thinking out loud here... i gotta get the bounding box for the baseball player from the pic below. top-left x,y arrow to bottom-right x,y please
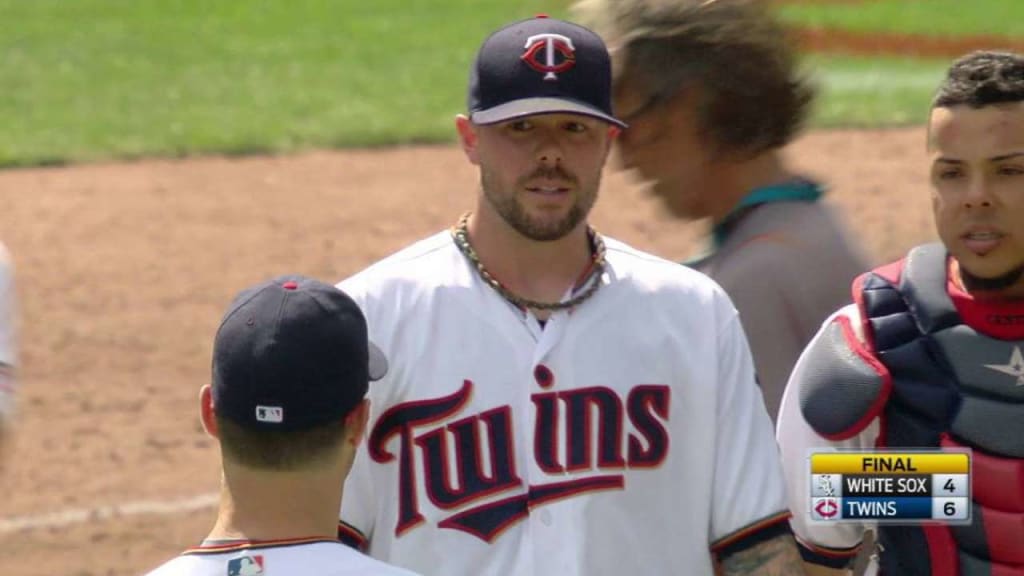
573,0 -> 870,423
0,242 -> 17,444
777,51 -> 1024,575
145,276 -> 422,576
335,15 -> 803,576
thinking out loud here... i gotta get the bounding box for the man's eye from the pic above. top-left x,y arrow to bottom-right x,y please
509,120 -> 532,132
996,165 -> 1024,176
565,122 -> 587,133
936,168 -> 962,180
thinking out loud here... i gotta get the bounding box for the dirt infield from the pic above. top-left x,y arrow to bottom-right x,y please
0,126 -> 935,575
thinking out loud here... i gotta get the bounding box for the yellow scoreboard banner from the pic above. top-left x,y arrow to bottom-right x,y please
811,453 -> 969,474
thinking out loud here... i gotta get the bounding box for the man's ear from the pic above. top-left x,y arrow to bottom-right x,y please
199,385 -> 219,439
344,399 -> 371,446
455,114 -> 481,165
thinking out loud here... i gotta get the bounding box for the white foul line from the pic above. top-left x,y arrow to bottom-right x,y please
0,492 -> 219,534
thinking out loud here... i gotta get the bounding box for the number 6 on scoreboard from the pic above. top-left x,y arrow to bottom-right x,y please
932,497 -> 968,521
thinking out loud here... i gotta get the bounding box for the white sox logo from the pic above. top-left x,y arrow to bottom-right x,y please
368,368 -> 670,543
521,33 -> 576,80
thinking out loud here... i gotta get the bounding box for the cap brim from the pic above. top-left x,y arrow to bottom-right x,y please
368,341 -> 388,381
471,97 -> 627,128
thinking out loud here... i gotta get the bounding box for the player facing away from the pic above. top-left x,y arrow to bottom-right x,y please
145,276 -> 422,576
572,0 -> 870,423
0,241 -> 17,458
776,51 -> 1024,575
335,15 -> 804,576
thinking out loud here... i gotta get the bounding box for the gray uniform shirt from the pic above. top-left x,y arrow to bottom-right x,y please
692,201 -> 870,422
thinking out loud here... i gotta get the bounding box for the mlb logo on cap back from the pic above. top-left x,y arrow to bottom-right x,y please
255,405 -> 283,424
467,15 -> 626,128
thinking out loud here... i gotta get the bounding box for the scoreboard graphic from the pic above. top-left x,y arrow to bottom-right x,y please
809,451 -> 972,524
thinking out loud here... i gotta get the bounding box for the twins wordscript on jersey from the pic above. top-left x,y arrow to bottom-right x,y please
368,370 -> 671,543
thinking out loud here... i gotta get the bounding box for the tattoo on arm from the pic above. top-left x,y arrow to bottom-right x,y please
720,534 -> 806,576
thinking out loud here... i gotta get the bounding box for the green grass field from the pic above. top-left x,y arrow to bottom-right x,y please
0,1 -> 1010,166
0,0 -> 563,167
807,56 -> 949,128
776,0 -> 1024,38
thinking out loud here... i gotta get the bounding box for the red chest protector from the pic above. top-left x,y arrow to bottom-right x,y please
854,244 -> 1024,575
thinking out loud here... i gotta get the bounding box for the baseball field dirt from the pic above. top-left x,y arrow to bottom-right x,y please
0,125 -> 934,575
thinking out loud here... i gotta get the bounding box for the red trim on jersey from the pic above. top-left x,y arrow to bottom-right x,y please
813,315 -> 893,442
709,511 -> 791,553
947,260 -> 1024,340
183,536 -> 337,555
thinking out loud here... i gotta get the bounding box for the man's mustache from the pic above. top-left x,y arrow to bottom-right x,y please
523,165 -> 578,184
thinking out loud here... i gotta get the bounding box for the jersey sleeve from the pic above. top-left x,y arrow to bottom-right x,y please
776,304 -> 879,568
708,307 -> 793,556
0,245 -> 17,423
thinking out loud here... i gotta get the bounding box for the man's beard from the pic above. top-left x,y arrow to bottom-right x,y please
960,263 -> 1024,292
481,165 -> 598,242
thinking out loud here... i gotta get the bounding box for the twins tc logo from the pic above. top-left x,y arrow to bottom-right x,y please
521,33 -> 576,80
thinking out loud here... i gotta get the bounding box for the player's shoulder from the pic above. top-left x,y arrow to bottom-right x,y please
603,236 -> 735,314
604,236 -> 725,294
785,302 -> 887,440
323,544 -> 424,576
339,231 -> 461,294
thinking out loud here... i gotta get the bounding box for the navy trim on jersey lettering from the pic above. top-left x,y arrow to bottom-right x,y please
415,406 -> 522,510
562,386 -> 626,471
436,475 -> 625,542
626,385 -> 671,466
368,379 -> 671,544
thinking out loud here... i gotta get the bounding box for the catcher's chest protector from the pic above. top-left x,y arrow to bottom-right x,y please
860,243 -> 1024,576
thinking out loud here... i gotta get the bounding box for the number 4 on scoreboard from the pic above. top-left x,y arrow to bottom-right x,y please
945,478 -> 956,493
931,474 -> 968,498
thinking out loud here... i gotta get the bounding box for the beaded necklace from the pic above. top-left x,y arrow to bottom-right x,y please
450,212 -> 606,312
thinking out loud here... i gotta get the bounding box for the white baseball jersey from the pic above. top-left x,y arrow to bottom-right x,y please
144,538 -> 424,576
0,242 -> 16,422
337,231 -> 790,576
776,304 -> 878,565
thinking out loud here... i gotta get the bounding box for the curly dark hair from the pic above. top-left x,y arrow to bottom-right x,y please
573,0 -> 815,157
933,51 -> 1024,108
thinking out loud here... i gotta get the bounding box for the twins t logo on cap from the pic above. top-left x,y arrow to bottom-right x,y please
521,33 -> 575,81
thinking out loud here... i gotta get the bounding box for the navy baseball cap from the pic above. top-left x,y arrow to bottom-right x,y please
468,15 -> 626,128
211,275 -> 387,432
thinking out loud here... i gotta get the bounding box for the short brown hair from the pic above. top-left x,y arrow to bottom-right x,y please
933,51 -> 1024,109
574,0 -> 814,157
216,414 -> 346,471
